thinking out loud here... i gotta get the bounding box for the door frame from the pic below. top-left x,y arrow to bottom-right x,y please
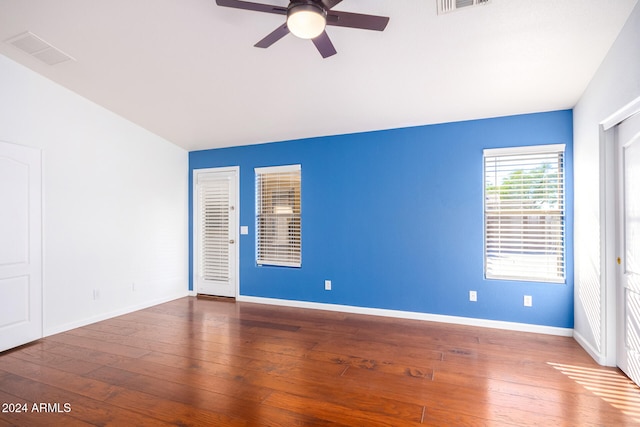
192,166 -> 240,297
601,97 -> 640,366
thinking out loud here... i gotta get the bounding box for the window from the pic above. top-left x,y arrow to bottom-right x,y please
255,165 -> 301,267
484,144 -> 565,283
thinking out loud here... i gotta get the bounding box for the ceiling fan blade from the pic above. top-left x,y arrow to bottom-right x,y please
312,31 -> 337,58
327,10 -> 389,31
216,0 -> 287,15
255,23 -> 290,48
320,0 -> 343,10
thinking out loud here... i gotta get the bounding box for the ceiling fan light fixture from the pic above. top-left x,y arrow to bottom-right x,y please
287,2 -> 326,39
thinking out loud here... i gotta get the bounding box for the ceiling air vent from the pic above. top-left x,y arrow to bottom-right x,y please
4,31 -> 75,65
437,0 -> 490,15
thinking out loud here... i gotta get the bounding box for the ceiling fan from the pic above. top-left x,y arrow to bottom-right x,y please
215,0 -> 390,58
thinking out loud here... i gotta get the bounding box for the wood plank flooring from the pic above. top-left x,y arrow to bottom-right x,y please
1,297 -> 640,426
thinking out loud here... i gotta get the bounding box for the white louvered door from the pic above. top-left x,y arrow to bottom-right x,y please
617,112 -> 640,386
194,168 -> 238,297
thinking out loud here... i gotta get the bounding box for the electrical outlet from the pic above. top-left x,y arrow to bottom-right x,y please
324,280 -> 331,291
132,282 -> 136,292
524,295 -> 533,307
93,289 -> 100,300
469,290 -> 477,302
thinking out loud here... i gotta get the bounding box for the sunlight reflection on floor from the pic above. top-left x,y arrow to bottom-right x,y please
548,362 -> 640,421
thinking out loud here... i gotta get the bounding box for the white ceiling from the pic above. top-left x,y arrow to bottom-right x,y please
0,0 -> 637,151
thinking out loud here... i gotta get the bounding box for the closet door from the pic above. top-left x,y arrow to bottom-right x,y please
617,112 -> 640,385
0,141 -> 42,352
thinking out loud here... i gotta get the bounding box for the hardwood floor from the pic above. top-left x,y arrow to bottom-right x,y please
1,297 -> 639,426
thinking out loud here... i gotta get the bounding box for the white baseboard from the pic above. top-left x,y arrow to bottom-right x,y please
236,296 -> 574,337
43,290 -> 190,337
45,290 -> 573,339
573,329 -> 610,366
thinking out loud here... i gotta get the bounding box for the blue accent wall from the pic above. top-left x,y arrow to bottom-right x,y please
189,110 -> 574,328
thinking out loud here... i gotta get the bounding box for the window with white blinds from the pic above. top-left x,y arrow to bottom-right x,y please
255,165 -> 301,267
484,144 -> 566,283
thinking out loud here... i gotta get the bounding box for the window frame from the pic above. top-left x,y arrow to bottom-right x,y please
483,144 -> 566,284
255,164 -> 302,268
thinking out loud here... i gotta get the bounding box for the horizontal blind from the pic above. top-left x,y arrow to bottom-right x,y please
255,165 -> 301,267
199,178 -> 230,281
484,145 -> 565,283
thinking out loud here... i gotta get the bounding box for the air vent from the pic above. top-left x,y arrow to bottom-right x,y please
437,0 -> 490,15
4,31 -> 75,65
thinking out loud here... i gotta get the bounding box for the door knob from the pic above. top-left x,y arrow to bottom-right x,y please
229,239 -> 235,244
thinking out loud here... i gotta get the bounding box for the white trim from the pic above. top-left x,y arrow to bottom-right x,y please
485,274 -> 565,284
44,290 -> 189,337
601,96 -> 640,131
255,164 -> 300,174
574,329 -> 609,366
236,296 -> 574,337
483,143 -> 566,157
39,145 -> 45,341
192,166 -> 240,298
601,125 -> 618,366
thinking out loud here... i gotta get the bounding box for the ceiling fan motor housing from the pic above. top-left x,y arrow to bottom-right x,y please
287,1 -> 328,39
287,0 -> 327,15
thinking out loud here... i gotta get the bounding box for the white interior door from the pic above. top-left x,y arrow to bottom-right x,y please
0,141 -> 42,352
617,112 -> 640,385
194,167 -> 238,297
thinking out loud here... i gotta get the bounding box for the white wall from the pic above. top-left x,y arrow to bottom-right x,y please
573,2 -> 640,364
0,54 -> 189,335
